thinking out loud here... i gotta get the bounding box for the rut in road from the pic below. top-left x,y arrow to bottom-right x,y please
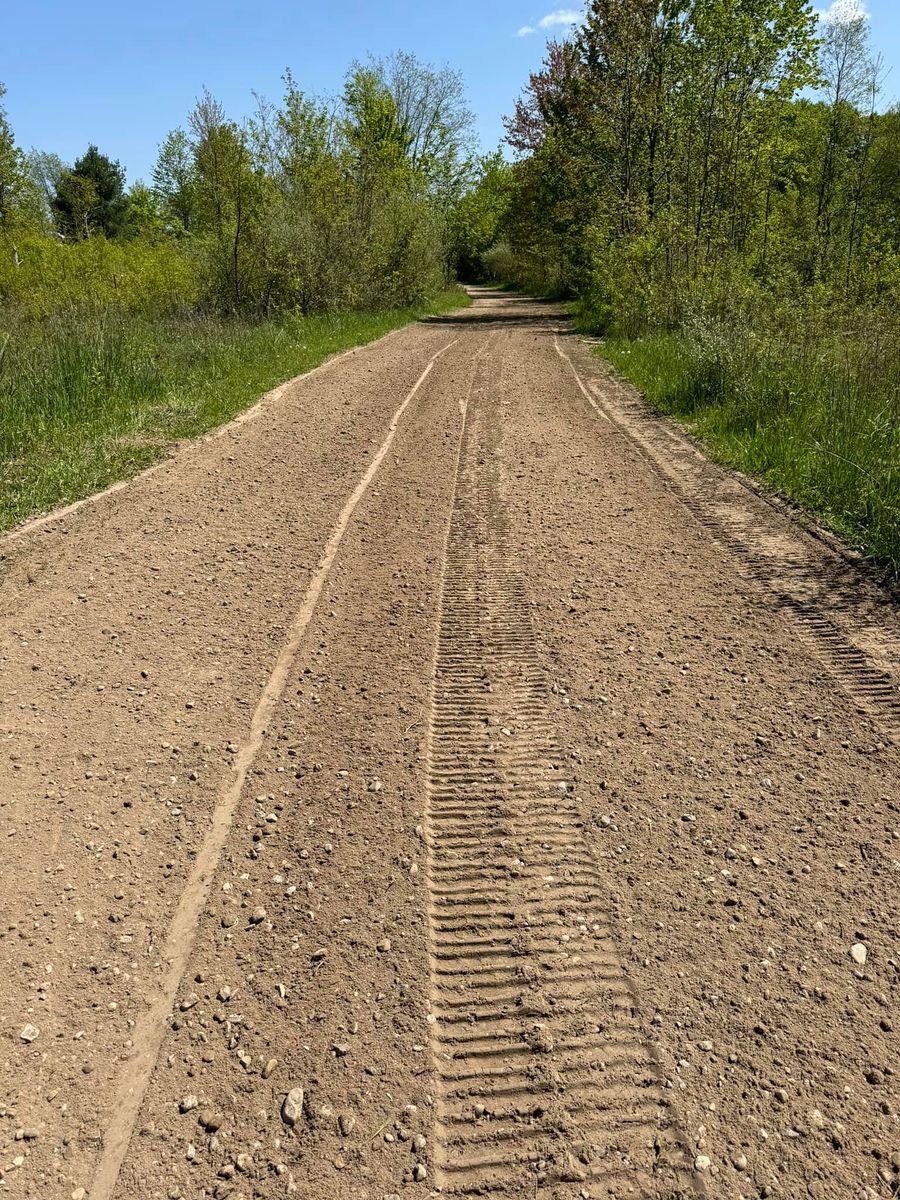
552,334 -> 900,737
423,338 -> 699,1198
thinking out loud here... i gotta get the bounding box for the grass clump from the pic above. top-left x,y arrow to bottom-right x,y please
588,305 -> 900,573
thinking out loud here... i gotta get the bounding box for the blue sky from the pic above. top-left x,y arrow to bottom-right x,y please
3,1 -> 900,184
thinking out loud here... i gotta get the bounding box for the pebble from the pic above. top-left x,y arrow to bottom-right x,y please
282,1087 -> 304,1127
376,938 -> 392,952
732,1154 -> 747,1171
263,1058 -> 278,1079
250,906 -> 267,925
694,1154 -> 712,1172
412,1163 -> 427,1182
72,1190 -> 86,1200
850,943 -> 868,966
19,1024 -> 40,1043
179,1095 -> 199,1113
412,1133 -> 427,1152
338,1113 -> 356,1137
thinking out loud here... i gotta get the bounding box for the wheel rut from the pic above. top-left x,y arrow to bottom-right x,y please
553,334 -> 900,738
423,339 -> 699,1199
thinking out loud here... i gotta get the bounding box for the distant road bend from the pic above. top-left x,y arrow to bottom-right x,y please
0,289 -> 898,1200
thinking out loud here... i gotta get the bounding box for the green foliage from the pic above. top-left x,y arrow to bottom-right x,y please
602,309 -> 900,570
0,54 -> 475,529
151,129 -> 197,232
451,153 -> 514,280
0,231 -> 199,319
0,82 -> 41,228
482,1 -> 900,568
52,144 -> 127,239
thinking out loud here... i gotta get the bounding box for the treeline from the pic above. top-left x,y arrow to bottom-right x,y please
468,0 -> 899,326
0,53 -> 474,318
462,0 -> 899,569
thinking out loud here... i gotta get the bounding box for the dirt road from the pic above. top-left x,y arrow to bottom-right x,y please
1,290 -> 898,1200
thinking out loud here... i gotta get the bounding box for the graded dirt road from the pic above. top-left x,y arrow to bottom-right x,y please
1,291 -> 898,1200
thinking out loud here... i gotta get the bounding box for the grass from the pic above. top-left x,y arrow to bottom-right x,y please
0,287 -> 469,533
578,313 -> 900,575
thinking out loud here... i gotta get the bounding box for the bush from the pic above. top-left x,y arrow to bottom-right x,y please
0,232 -> 199,320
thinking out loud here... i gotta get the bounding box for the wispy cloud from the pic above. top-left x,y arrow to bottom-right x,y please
516,8 -> 583,37
814,0 -> 869,22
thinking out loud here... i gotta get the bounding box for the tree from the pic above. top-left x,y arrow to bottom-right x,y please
451,152 -> 514,279
26,149 -> 66,223
51,172 -> 98,240
0,82 -> 34,226
377,52 -> 475,191
52,144 -> 127,238
813,2 -> 875,277
152,130 -> 197,232
189,90 -> 267,310
121,181 -> 168,240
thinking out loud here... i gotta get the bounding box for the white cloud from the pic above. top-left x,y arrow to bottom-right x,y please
539,7 -> 582,28
516,7 -> 583,36
815,0 -> 869,22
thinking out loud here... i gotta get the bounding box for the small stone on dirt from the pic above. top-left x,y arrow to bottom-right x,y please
282,1087 -> 304,1127
850,942 -> 868,966
19,1024 -> 39,1043
179,1095 -> 199,1113
412,1163 -> 427,1182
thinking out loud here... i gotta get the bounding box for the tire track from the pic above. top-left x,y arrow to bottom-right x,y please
88,337 -> 457,1200
553,334 -> 900,738
423,337 -> 698,1198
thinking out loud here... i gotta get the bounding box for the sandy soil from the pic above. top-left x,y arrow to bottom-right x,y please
0,291 -> 897,1200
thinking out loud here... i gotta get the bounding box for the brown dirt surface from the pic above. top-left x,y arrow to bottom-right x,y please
0,290 -> 897,1200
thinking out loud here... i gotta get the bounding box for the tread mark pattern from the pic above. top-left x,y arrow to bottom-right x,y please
423,343 -> 698,1199
561,336 -> 900,737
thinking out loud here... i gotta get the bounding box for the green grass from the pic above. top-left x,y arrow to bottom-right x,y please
0,287 -> 469,532
590,320 -> 900,574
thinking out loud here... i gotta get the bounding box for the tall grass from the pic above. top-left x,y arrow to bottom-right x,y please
589,309 -> 900,573
0,289 -> 469,532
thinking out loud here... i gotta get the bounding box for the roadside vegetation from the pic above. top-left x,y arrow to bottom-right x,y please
462,1 -> 900,573
0,59 -> 472,530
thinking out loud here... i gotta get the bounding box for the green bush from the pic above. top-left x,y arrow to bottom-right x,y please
0,232 -> 199,319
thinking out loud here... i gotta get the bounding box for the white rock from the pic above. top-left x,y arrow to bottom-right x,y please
850,943 -> 867,966
282,1087 -> 304,1127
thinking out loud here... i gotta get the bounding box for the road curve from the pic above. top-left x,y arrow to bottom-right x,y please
0,290 -> 898,1200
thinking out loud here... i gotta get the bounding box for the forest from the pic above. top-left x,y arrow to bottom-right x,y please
1,4 -> 899,569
